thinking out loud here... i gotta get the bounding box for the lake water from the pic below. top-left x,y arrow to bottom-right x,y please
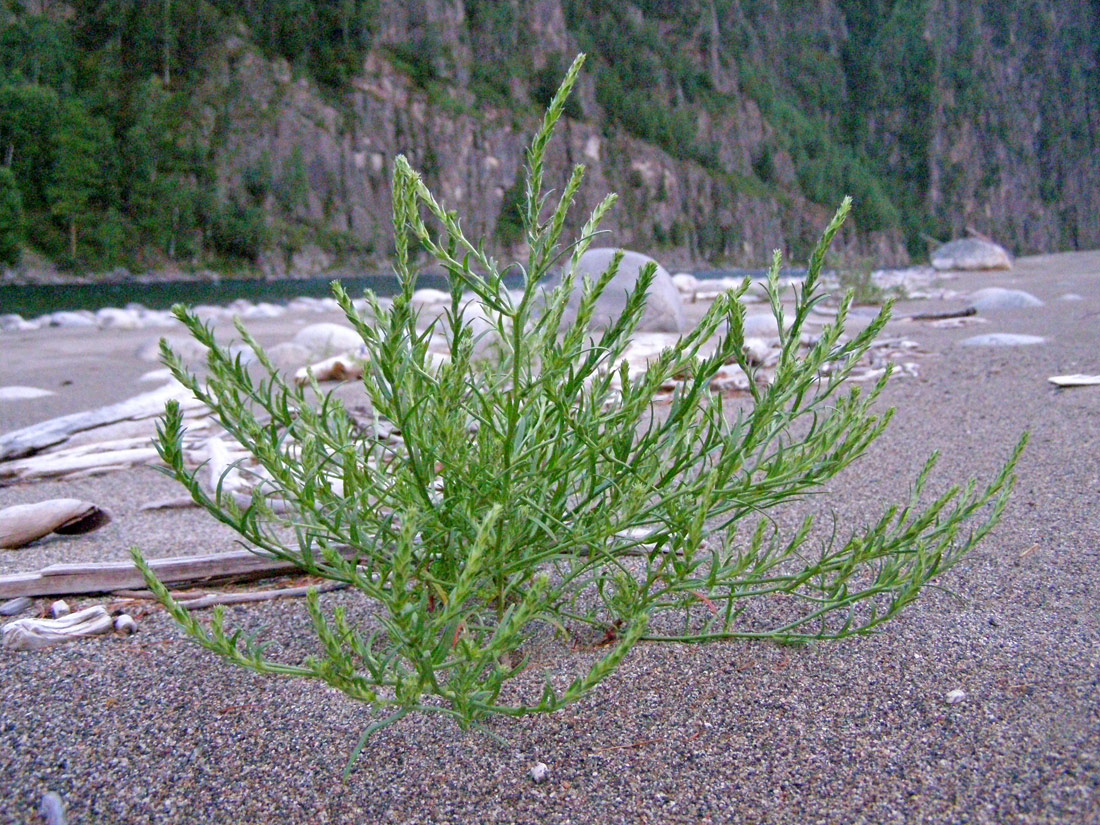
0,268 -> 799,319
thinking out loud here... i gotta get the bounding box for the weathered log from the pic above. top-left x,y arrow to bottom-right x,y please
0,596 -> 33,616
0,548 -> 355,598
0,499 -> 113,549
906,306 -> 978,321
0,447 -> 162,484
176,581 -> 347,610
1048,374 -> 1100,387
1,605 -> 114,650
139,495 -> 199,511
0,382 -> 204,461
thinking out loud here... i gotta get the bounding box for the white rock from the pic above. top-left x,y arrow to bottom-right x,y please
410,288 -> 451,310
969,288 -> 1044,311
529,762 -> 549,783
945,689 -> 966,705
671,273 -> 699,295
0,313 -> 39,332
0,385 -> 55,400
240,302 -> 285,319
137,335 -> 210,363
114,614 -> 137,635
741,313 -> 784,339
931,238 -> 1012,271
50,600 -> 70,618
39,791 -> 66,825
552,248 -> 687,334
137,310 -> 177,328
192,304 -> 227,323
96,307 -> 144,329
1058,293 -> 1084,302
265,342 -> 314,371
47,311 -> 97,328
293,323 -> 362,356
139,368 -> 174,383
287,297 -> 327,313
960,333 -> 1045,347
742,337 -> 775,366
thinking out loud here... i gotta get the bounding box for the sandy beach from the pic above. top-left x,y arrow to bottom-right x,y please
1,252 -> 1098,824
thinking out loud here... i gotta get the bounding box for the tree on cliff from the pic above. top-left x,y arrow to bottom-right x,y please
0,166 -> 23,266
48,102 -> 111,260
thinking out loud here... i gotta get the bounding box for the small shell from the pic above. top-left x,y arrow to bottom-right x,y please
529,762 -> 549,784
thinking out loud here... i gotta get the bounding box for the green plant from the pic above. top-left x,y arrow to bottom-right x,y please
134,54 -> 1026,775
832,254 -> 886,305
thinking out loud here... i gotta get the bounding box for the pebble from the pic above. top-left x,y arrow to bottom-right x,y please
945,689 -> 967,705
50,600 -> 71,618
39,791 -> 67,825
114,614 -> 138,635
530,762 -> 550,783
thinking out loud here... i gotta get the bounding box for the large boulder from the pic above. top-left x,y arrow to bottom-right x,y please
969,287 -> 1044,312
550,248 -> 687,334
292,323 -> 363,356
931,238 -> 1012,271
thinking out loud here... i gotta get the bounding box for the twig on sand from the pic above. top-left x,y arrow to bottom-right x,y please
906,306 -> 977,321
173,581 -> 347,610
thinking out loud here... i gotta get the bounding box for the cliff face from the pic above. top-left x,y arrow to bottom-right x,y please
924,1 -> 1100,252
6,0 -> 1096,278
197,0 -> 1098,276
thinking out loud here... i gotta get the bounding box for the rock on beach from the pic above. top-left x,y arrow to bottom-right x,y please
931,238 -> 1012,271
553,248 -> 687,334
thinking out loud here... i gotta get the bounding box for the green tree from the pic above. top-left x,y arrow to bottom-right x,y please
0,83 -> 62,210
49,101 -> 111,260
0,166 -> 23,266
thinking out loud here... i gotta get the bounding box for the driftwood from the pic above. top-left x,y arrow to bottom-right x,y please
175,581 -> 347,610
0,446 -> 161,484
0,499 -> 113,549
906,306 -> 977,321
139,495 -> 199,511
0,548 -> 355,599
1,605 -> 114,650
0,382 -> 204,461
0,596 -> 33,616
1048,374 -> 1100,387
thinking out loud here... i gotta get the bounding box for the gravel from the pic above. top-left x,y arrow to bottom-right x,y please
1,251 -> 1099,823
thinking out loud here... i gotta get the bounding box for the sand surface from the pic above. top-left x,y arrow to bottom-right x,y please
1,252 -> 1098,823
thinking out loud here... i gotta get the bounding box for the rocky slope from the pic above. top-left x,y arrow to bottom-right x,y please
2,0 -> 1098,278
